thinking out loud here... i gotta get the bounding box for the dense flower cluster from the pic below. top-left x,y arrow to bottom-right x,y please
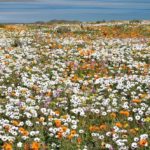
0,24 -> 150,150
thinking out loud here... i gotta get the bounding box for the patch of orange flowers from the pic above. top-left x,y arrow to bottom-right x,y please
119,110 -> 130,117
19,127 -> 29,136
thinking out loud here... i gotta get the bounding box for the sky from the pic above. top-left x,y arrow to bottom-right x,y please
0,0 -> 150,23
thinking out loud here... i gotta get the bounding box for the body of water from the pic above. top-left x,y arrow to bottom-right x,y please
0,0 -> 150,23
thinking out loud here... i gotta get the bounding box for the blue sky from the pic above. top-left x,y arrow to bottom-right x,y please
0,0 -> 150,23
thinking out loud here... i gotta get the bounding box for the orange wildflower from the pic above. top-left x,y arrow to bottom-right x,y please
71,75 -> 79,82
4,61 -> 9,65
67,134 -> 73,140
115,122 -> 123,128
129,129 -> 137,135
140,93 -> 147,98
79,51 -> 85,56
110,112 -> 117,119
94,74 -> 99,79
55,119 -> 61,127
5,54 -> 11,59
77,137 -> 82,144
132,99 -> 142,103
45,91 -> 52,97
61,126 -> 68,132
139,139 -> 148,147
71,130 -> 76,135
3,143 -> 13,150
19,127 -> 24,132
61,115 -> 68,119
55,110 -> 60,115
39,117 -> 45,122
24,143 -> 30,150
77,47 -> 82,51
81,85 -> 86,91
99,124 -> 107,130
4,125 -> 10,132
57,131 -> 63,139
21,89 -> 27,94
12,120 -> 19,126
22,130 -> 29,136
31,142 -> 40,150
58,44 -> 62,49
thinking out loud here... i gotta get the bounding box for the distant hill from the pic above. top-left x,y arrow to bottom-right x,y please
35,20 -> 81,24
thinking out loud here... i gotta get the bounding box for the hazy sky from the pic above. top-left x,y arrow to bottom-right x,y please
0,0 -> 150,23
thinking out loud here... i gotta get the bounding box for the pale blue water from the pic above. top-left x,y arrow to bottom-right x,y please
0,0 -> 150,23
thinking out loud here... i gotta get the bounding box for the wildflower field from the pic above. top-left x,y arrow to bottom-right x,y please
0,22 -> 150,150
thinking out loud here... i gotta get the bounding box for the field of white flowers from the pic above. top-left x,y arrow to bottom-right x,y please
0,23 -> 150,150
